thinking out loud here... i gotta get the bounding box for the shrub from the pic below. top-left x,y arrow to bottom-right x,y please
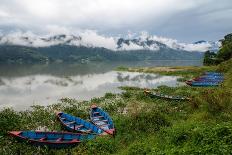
0,108 -> 22,136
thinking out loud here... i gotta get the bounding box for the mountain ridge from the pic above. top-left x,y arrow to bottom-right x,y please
0,44 -> 204,64
0,33 -> 213,64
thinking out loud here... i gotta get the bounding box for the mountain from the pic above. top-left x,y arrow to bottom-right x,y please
0,33 -> 212,64
0,44 -> 204,64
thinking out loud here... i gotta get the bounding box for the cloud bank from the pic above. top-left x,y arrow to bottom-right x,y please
0,30 -> 220,52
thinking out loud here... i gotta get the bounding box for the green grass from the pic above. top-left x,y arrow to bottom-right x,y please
1,60 -> 232,154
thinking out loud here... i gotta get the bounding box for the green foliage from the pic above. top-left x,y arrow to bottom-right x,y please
84,136 -> 118,155
0,44 -> 203,64
151,122 -> 232,155
217,42 -> 232,61
203,50 -> 221,65
203,33 -> 232,65
127,141 -> 152,155
217,33 -> 232,61
217,58 -> 232,72
0,109 -> 22,136
202,88 -> 232,113
0,45 -> 48,64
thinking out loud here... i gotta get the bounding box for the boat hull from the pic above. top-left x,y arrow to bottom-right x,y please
90,105 -> 115,135
56,112 -> 103,134
144,90 -> 189,101
9,131 -> 95,148
186,81 -> 219,87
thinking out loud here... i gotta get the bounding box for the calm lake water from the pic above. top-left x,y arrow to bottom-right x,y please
0,60 -> 202,110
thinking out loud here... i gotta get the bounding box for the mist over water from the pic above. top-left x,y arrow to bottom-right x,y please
0,60 -> 202,110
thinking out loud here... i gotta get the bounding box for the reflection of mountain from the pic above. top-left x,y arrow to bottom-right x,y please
43,78 -> 83,87
44,79 -> 69,87
117,72 -> 160,82
0,79 -> 5,85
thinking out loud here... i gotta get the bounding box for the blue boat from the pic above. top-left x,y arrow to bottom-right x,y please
193,78 -> 223,82
186,71 -> 224,87
56,112 -> 103,134
90,105 -> 115,135
8,131 -> 95,148
204,74 -> 222,76
204,72 -> 223,75
186,80 -> 220,87
200,76 -> 224,79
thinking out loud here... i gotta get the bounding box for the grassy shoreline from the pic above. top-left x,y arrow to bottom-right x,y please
117,65 -> 218,82
1,60 -> 232,154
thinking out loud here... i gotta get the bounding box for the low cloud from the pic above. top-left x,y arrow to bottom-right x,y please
0,30 -> 219,52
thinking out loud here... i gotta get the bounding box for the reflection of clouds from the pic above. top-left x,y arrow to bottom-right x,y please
0,71 -> 178,110
117,72 -> 162,82
24,77 -> 35,85
0,79 -> 5,86
44,79 -> 69,87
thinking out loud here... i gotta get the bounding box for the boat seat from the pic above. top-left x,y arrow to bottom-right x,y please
66,121 -> 76,125
100,124 -> 109,127
95,119 -> 108,123
86,129 -> 92,132
39,137 -> 46,141
74,125 -> 84,129
95,116 -> 104,118
56,138 -> 62,142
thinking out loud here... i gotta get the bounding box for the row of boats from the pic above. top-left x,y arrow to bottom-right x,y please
9,105 -> 115,148
144,72 -> 223,101
186,72 -> 224,87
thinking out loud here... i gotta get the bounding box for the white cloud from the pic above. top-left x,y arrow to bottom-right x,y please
180,43 -> 212,52
0,10 -> 10,17
0,30 -> 218,52
79,30 -> 117,50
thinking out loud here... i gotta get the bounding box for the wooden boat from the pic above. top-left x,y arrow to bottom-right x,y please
193,77 -> 223,82
199,76 -> 224,79
144,90 -> 190,101
203,72 -> 223,75
90,105 -> 115,135
186,80 -> 219,87
56,112 -> 103,134
186,71 -> 224,87
8,131 -> 95,148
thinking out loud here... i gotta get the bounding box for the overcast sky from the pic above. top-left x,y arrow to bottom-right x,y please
0,0 -> 231,42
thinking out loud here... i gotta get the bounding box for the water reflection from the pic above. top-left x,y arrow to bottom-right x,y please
0,60 -> 202,110
0,71 -> 178,110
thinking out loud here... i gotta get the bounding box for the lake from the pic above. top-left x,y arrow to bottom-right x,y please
0,60 -> 202,110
